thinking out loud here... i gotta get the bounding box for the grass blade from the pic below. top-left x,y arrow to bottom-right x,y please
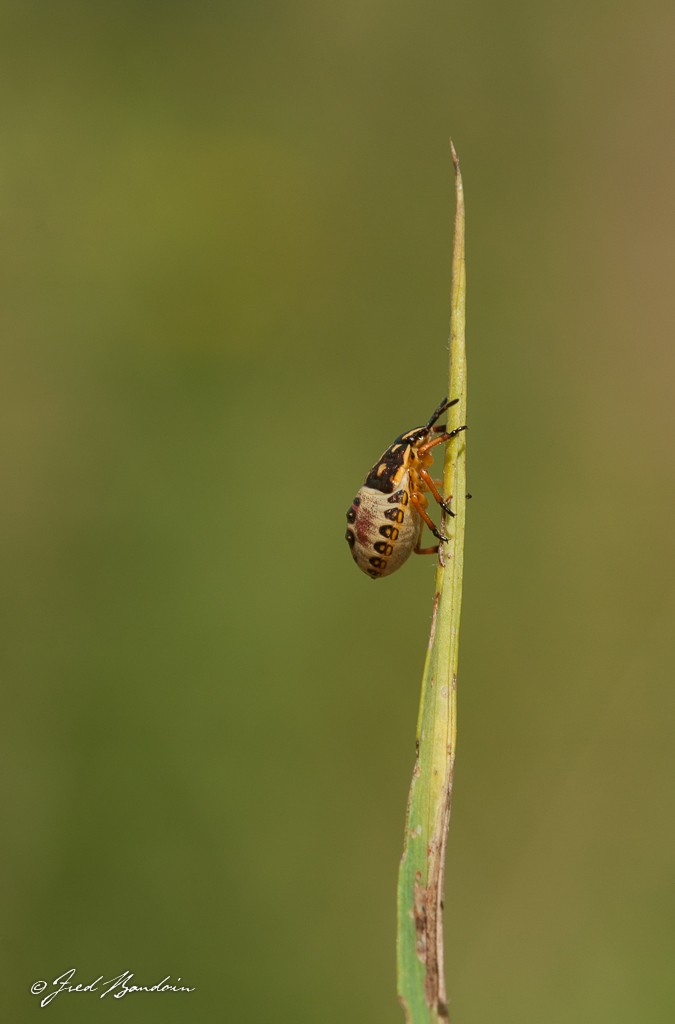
396,142 -> 467,1024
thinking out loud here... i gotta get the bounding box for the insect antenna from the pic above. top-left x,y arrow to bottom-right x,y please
426,396 -> 459,429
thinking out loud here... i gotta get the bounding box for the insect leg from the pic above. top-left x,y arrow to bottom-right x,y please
417,423 -> 467,457
410,491 -> 447,543
418,468 -> 455,517
412,514 -> 439,555
414,542 -> 440,555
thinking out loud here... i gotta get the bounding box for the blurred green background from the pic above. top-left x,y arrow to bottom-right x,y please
2,2 -> 674,1021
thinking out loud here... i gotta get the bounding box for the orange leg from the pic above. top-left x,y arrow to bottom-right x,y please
414,541 -> 440,555
410,491 -> 447,544
417,424 -> 466,457
418,468 -> 455,518
413,516 -> 438,555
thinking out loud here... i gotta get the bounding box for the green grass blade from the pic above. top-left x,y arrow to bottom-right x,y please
396,142 -> 467,1024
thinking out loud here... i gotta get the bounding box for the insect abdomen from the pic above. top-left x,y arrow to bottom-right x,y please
345,482 -> 418,579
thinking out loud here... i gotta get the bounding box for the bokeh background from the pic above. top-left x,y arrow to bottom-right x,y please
2,2 -> 674,1022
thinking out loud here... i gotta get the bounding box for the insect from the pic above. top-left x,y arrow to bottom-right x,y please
345,397 -> 467,579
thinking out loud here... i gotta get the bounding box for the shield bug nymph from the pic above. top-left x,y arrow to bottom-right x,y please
345,397 -> 466,579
